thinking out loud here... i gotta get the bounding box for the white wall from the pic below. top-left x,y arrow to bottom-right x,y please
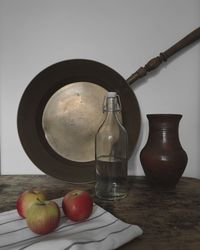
1,0 -> 200,178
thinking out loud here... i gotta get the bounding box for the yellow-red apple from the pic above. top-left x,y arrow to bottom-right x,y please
16,190 -> 46,218
26,199 -> 60,235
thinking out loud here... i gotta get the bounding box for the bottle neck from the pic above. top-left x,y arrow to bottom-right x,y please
104,110 -> 119,124
103,97 -> 121,126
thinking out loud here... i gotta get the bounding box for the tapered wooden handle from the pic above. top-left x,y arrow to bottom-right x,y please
127,27 -> 200,85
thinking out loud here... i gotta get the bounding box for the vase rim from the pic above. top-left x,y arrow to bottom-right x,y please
147,114 -> 182,118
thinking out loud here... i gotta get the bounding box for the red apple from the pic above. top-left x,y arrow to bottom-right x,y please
26,200 -> 60,235
62,190 -> 93,221
16,190 -> 46,218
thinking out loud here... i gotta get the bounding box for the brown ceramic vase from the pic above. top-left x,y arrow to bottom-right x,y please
140,114 -> 188,187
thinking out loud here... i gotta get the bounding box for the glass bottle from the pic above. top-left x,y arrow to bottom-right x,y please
95,92 -> 128,200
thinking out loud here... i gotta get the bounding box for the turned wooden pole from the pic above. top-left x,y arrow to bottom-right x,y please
127,27 -> 200,85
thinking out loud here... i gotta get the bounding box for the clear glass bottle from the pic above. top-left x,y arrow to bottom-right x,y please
95,92 -> 128,200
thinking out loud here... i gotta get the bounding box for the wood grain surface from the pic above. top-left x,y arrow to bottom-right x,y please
0,175 -> 199,250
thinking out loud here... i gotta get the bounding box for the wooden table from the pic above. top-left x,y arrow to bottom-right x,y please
0,175 -> 200,250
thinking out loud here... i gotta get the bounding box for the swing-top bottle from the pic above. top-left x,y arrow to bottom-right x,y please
95,92 -> 128,200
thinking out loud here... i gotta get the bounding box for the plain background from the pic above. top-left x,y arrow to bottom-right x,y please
0,0 -> 200,178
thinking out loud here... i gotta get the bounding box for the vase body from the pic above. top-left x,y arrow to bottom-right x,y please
140,114 -> 188,187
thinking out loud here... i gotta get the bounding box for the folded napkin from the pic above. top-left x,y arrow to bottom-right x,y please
0,198 -> 143,250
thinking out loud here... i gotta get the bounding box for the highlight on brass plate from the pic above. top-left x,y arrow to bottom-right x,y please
42,82 -> 108,162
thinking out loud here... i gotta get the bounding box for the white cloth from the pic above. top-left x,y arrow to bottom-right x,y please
0,198 -> 143,250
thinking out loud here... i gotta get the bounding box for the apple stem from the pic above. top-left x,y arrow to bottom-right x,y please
36,198 -> 45,205
73,191 -> 81,196
36,198 -> 50,206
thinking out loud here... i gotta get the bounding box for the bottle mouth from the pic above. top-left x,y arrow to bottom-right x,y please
103,92 -> 121,112
107,92 -> 117,98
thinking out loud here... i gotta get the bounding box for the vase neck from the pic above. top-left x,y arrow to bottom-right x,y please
147,114 -> 182,130
147,114 -> 182,146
